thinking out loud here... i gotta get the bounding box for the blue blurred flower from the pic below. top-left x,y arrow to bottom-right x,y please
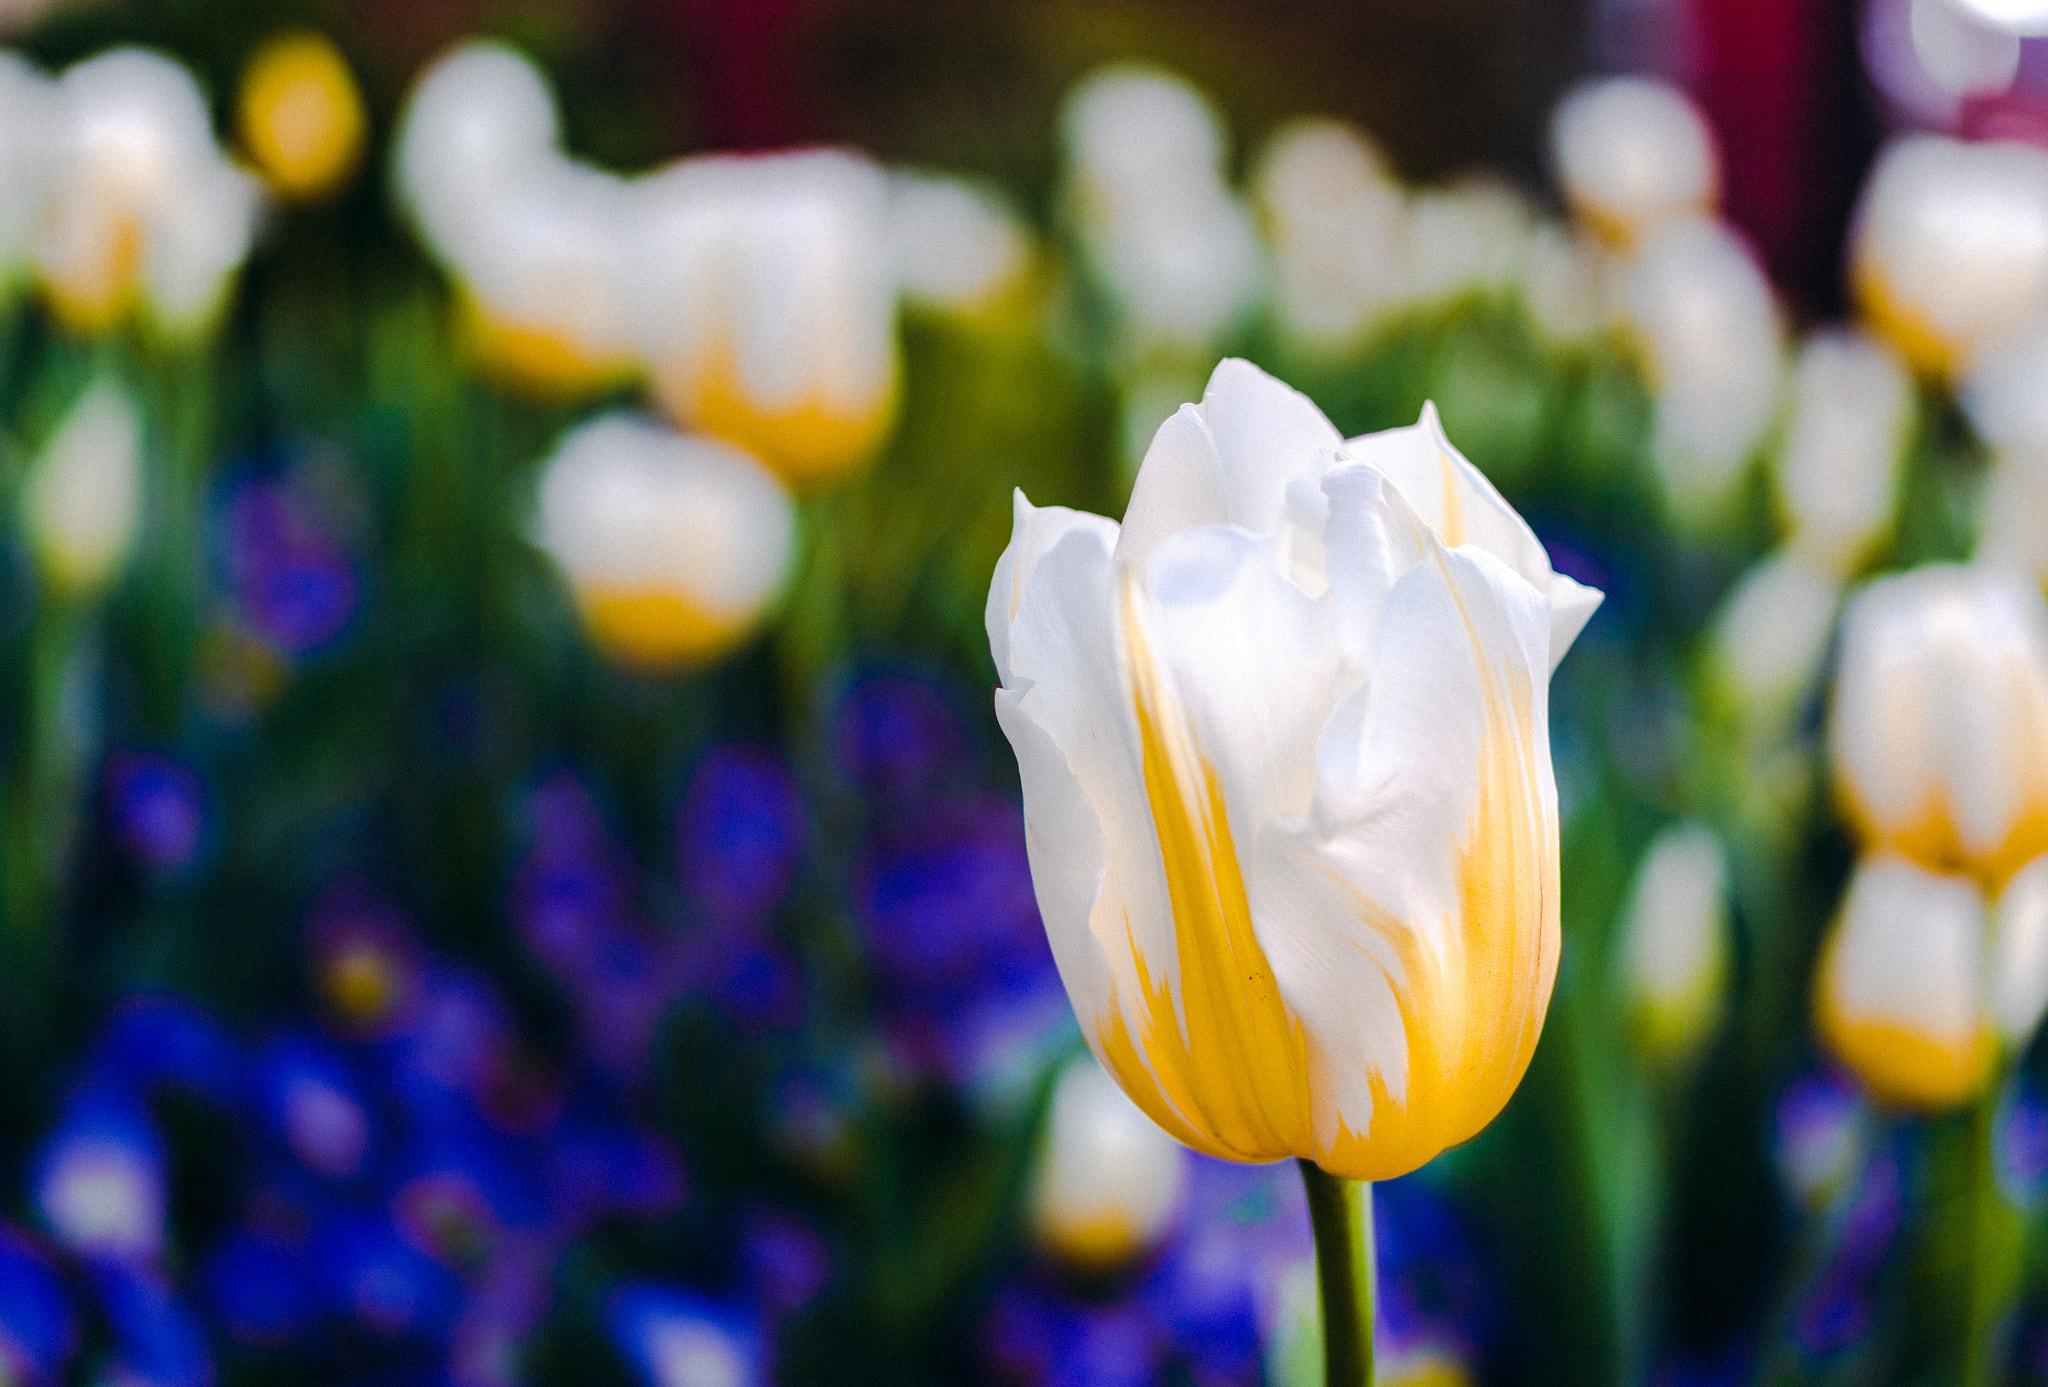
256,1031 -> 376,1181
546,1101 -> 687,1228
607,1283 -> 766,1387
1796,1140 -> 1906,1359
102,750 -> 207,878
216,463 -> 360,658
676,746 -> 805,927
312,1203 -> 466,1344
739,1207 -> 830,1320
1774,1066 -> 1866,1208
1999,1074 -> 2048,1210
983,1274 -> 1163,1387
830,669 -> 972,802
91,1262 -> 215,1387
34,1083 -> 167,1265
0,1228 -> 76,1386
85,994 -> 245,1106
202,1227 -> 318,1347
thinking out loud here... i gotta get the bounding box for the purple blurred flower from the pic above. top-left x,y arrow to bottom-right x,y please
676,747 -> 805,927
983,1275 -> 1164,1387
256,1032 -> 375,1181
546,1106 -> 687,1228
1999,1076 -> 2048,1210
830,670 -> 971,802
91,1262 -> 214,1387
0,1229 -> 76,1387
607,1284 -> 766,1387
313,1204 -> 466,1343
1796,1142 -> 1906,1359
34,1084 -> 167,1266
217,467 -> 359,657
103,751 -> 207,877
740,1207 -> 831,1319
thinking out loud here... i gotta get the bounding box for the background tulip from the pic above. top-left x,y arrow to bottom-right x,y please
1828,563 -> 2048,884
1617,821 -> 1730,1066
22,379 -> 142,599
1774,328 -> 1913,577
989,358 -> 1598,1183
1549,77 -> 1719,247
236,32 -> 365,204
1028,1052 -> 1187,1274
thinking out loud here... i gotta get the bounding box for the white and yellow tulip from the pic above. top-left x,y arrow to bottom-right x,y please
22,378 -> 143,599
1027,1051 -> 1186,1273
1617,821 -> 1730,1066
1550,76 -> 1719,247
534,411 -> 795,672
988,359 -> 1599,1180
1775,327 -> 1913,577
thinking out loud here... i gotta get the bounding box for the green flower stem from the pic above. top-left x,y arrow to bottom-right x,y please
1962,1086 -> 2023,1387
1299,1159 -> 1376,1387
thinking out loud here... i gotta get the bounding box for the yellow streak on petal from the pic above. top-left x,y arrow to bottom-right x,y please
576,585 -> 751,672
238,32 -> 366,203
1836,767 -> 2048,891
1093,576 -> 1317,1165
1436,440 -> 1466,548
461,294 -> 640,403
1853,255 -> 1957,380
650,339 -> 897,493
1815,937 -> 1993,1111
41,217 -> 141,338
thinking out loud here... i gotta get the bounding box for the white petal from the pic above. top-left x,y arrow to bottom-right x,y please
1825,854 -> 1986,1049
987,490 -> 1119,688
1993,854 -> 2048,1048
1114,403 -> 1228,575
1195,358 -> 1342,541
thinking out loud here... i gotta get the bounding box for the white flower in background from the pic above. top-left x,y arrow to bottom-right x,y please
1829,563 -> 2048,884
1027,1051 -> 1186,1273
1851,135 -> 2048,377
1617,821 -> 1730,1065
1944,0 -> 2048,32
1994,855 -> 2048,1046
1252,117 -> 1407,350
1519,222 -> 1614,349
1776,328 -> 1914,576
393,40 -> 562,274
1816,853 -> 1994,1109
458,160 -> 640,398
1864,0 -> 2022,129
629,149 -> 900,489
1620,217 -> 1784,528
1402,177 -> 1534,307
988,359 -> 1598,1180
1550,76 -> 1718,245
1704,548 -> 1844,735
0,54 -> 56,283
886,170 -> 1032,314
534,411 -> 796,671
22,379 -> 143,598
35,47 -> 261,339
1976,454 -> 2048,584
1964,316 -> 2048,457
1059,65 -> 1263,354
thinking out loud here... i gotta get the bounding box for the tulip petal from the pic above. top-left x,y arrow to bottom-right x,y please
1197,358 -> 1342,540
987,491 -> 1119,687
1115,405 -> 1228,574
1993,855 -> 2048,1050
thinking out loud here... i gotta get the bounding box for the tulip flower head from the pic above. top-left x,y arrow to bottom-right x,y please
534,412 -> 796,672
0,55 -> 57,289
1829,563 -> 2048,884
393,41 -> 560,269
237,32 -> 365,203
1776,328 -> 1914,577
1029,1051 -> 1188,1273
886,170 -> 1032,316
1704,548 -> 1844,739
1617,821 -> 1730,1065
1851,135 -> 2048,377
22,378 -> 142,599
1816,854 -> 1996,1109
1620,217 -> 1784,528
36,48 -> 261,339
1253,117 -> 1407,350
988,359 -> 1599,1180
1550,77 -> 1719,246
631,150 -> 900,489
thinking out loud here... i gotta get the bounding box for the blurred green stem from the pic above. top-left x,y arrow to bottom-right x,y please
1962,1086 -> 2023,1387
1299,1160 -> 1375,1387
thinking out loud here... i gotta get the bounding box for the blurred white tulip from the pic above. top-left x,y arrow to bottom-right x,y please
0,54 -> 56,283
1253,117 -> 1407,349
534,412 -> 796,671
1851,135 -> 2048,377
1550,76 -> 1718,245
886,170 -> 1031,314
1617,821 -> 1730,1065
22,379 -> 143,598
1027,1052 -> 1186,1273
1519,222 -> 1614,349
1817,852 -> 1993,1109
1830,562 -> 2048,883
1776,328 -> 1914,576
1620,217 -> 1784,528
1993,854 -> 2048,1048
630,149 -> 900,488
1975,450 -> 2048,583
1402,177 -> 1534,307
1705,548 -> 1844,734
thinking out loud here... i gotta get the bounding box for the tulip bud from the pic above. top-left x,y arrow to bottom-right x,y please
1993,854 -> 2048,1049
1619,217 -> 1784,529
1618,821 -> 1730,1066
1028,1052 -> 1187,1274
22,379 -> 142,598
1851,135 -> 2048,377
237,32 -> 365,203
1402,177 -> 1534,307
1253,117 -> 1407,350
1816,853 -> 1994,1110
989,360 -> 1600,1181
1703,548 -> 1844,740
1059,65 -> 1263,355
1519,223 -> 1613,349
631,150 -> 900,489
1829,563 -> 2048,883
886,170 -> 1031,316
1776,328 -> 1914,577
1550,77 -> 1718,246
534,412 -> 795,671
